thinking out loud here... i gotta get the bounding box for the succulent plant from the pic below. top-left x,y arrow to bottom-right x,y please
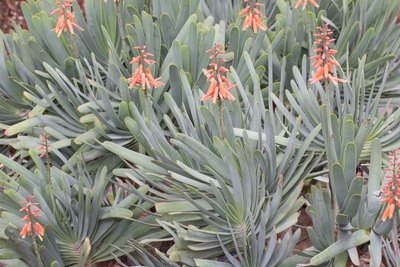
0,150 -> 164,266
0,0 -> 400,266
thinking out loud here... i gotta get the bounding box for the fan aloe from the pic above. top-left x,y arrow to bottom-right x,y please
0,151 -> 163,266
0,0 -> 400,266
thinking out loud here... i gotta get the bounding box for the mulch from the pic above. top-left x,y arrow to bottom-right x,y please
0,0 -> 26,33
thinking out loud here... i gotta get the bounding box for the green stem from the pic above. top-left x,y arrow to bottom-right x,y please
69,34 -> 79,59
62,2 -> 79,58
44,137 -> 51,175
32,237 -> 44,267
392,215 -> 400,263
145,0 -> 152,13
324,82 -> 337,212
28,208 -> 44,267
116,0 -> 126,47
218,100 -> 225,138
142,89 -> 152,119
251,30 -> 256,58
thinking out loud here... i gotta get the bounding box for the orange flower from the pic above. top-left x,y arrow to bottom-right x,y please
239,0 -> 268,33
310,24 -> 346,85
51,0 -> 73,14
202,75 -> 236,103
20,196 -> 45,241
38,133 -> 50,158
294,0 -> 320,9
20,222 -> 45,241
202,43 -> 236,103
382,202 -> 396,222
51,0 -> 83,37
381,149 -> 400,221
128,46 -> 164,90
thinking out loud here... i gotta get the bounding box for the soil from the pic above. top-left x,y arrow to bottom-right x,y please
0,0 -> 26,33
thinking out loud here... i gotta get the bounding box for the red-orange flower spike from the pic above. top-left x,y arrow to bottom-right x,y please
20,196 -> 45,241
240,0 -> 267,33
310,24 -> 346,86
51,0 -> 73,14
294,0 -> 320,10
202,43 -> 236,103
51,0 -> 83,37
128,45 -> 164,90
38,133 -> 50,158
202,75 -> 236,103
381,149 -> 400,221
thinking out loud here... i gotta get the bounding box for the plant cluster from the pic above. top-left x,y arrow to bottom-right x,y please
0,0 -> 400,266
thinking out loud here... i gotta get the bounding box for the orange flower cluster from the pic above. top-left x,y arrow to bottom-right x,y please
294,0 -> 320,10
127,45 -> 164,91
239,0 -> 268,33
51,0 -> 83,37
38,133 -> 50,158
202,43 -> 236,103
381,150 -> 400,221
20,196 -> 45,241
310,24 -> 346,86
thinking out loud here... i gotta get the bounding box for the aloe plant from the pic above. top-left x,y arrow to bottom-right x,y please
99,55 -> 322,265
0,150 -> 164,266
1,0 -> 400,266
279,0 -> 400,97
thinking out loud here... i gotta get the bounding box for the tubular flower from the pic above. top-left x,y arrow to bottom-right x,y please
128,45 -> 164,91
381,149 -> 400,221
202,43 -> 236,103
310,24 -> 346,86
20,196 -> 45,241
51,0 -> 83,37
294,0 -> 320,10
239,0 -> 268,33
38,133 -> 50,158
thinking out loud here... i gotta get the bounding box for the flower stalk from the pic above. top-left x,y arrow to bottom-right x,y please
202,43 -> 236,138
38,133 -> 51,172
51,0 -> 83,57
20,196 -> 45,267
239,0 -> 268,33
127,45 -> 164,94
382,149 -> 400,221
51,0 -> 83,37
310,24 -> 346,86
294,0 -> 320,10
201,43 -> 236,104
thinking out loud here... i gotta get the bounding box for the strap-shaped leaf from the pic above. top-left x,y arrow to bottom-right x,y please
310,230 -> 370,265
